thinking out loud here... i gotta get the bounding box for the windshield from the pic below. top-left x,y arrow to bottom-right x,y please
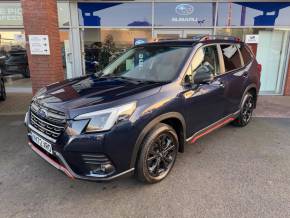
100,46 -> 191,82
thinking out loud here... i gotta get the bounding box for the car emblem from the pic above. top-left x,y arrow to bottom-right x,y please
38,108 -> 48,119
175,4 -> 194,16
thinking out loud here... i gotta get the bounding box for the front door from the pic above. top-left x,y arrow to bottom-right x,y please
182,44 -> 226,135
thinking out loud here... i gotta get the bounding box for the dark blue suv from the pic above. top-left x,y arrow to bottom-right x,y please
25,36 -> 261,183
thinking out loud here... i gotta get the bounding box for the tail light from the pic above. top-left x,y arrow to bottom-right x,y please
257,64 -> 262,78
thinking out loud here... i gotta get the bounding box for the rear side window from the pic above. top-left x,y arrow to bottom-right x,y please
220,44 -> 242,72
239,44 -> 253,65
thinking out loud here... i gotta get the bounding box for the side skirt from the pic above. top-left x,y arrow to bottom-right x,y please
186,111 -> 240,144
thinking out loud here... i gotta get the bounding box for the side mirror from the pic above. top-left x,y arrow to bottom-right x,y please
193,65 -> 214,84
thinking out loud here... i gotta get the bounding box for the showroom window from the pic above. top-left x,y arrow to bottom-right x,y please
217,2 -> 290,27
78,3 -> 152,27
82,28 -> 152,73
0,3 -> 23,26
154,2 -> 216,27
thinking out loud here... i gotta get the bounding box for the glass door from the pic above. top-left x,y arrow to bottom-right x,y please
256,30 -> 290,94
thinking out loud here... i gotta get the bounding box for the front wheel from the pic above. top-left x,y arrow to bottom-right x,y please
232,93 -> 255,127
136,123 -> 179,183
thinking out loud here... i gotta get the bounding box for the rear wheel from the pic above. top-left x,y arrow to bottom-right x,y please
0,79 -> 6,101
232,93 -> 255,127
136,123 -> 178,183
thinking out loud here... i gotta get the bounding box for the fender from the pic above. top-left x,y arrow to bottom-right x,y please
241,83 -> 258,108
130,112 -> 186,168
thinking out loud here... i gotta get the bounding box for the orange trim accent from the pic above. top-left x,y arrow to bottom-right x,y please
191,118 -> 235,143
28,141 -> 75,179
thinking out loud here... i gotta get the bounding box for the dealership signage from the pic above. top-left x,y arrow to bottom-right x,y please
171,4 -> 203,24
28,35 -> 50,55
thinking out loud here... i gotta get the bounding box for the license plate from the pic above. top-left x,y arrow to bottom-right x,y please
31,132 -> 53,154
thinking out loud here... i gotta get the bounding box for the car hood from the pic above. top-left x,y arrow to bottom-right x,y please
34,74 -> 162,112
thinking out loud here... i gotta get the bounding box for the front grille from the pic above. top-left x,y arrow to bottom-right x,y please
29,101 -> 66,140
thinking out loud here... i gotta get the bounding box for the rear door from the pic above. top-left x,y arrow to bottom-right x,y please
216,43 -> 247,115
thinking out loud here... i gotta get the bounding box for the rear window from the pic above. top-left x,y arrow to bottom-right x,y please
239,44 -> 253,65
220,44 -> 242,72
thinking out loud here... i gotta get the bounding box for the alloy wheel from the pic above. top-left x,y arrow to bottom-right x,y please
241,96 -> 254,124
146,133 -> 177,177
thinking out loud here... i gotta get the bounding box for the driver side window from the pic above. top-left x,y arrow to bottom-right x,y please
185,45 -> 220,83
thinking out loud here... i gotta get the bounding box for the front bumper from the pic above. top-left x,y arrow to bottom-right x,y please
25,111 -> 138,181
28,140 -> 134,181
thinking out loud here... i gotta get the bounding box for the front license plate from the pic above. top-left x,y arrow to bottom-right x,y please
31,132 -> 53,154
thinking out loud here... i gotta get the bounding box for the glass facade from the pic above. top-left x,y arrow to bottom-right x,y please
76,1 -> 290,95
154,2 -> 216,27
0,1 -> 289,95
217,2 -> 290,27
78,3 -> 152,27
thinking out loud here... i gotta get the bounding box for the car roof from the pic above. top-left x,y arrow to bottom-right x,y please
136,35 -> 242,47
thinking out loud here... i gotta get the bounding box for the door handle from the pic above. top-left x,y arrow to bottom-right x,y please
212,80 -> 225,88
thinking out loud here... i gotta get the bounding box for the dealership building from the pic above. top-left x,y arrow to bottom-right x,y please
0,0 -> 290,95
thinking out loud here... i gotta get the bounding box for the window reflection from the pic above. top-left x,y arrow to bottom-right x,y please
217,2 -> 290,26
83,28 -> 152,74
78,3 -> 152,27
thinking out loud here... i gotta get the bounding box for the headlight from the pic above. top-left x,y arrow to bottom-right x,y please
75,102 -> 136,133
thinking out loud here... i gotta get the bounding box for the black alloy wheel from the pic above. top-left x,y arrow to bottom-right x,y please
232,93 -> 254,127
136,123 -> 178,183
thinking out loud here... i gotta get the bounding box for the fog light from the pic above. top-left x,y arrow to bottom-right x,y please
89,163 -> 115,177
101,163 -> 115,174
82,153 -> 116,177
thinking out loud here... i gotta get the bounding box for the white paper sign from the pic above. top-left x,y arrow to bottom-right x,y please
245,35 -> 259,44
28,35 -> 50,55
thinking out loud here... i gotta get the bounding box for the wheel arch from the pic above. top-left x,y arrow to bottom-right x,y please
130,112 -> 186,168
242,84 -> 258,109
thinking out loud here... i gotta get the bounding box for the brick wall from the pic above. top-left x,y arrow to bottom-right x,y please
21,0 -> 64,94
284,59 -> 290,96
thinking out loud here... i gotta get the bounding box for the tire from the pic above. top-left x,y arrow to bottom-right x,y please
232,93 -> 255,127
135,123 -> 179,184
0,79 -> 6,101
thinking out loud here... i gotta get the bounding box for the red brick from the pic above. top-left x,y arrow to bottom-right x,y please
284,60 -> 290,96
21,0 -> 64,94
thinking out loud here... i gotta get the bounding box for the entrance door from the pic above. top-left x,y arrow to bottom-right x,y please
256,30 -> 290,94
153,29 -> 212,40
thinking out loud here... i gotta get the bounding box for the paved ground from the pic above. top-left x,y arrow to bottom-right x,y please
0,93 -> 32,115
1,115 -> 290,218
254,96 -> 290,118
